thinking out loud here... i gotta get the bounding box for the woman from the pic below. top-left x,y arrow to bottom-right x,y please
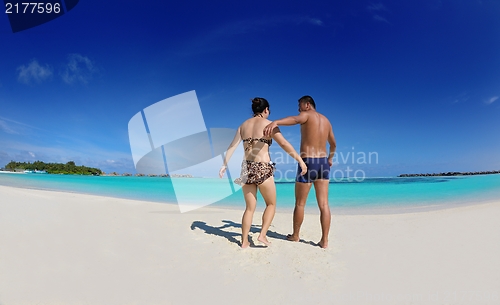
219,97 -> 307,248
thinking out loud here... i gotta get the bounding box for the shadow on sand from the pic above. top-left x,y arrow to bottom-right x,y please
191,220 -> 319,248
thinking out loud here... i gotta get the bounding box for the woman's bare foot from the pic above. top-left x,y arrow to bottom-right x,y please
318,240 -> 328,249
286,234 -> 299,242
257,235 -> 271,246
241,240 -> 250,248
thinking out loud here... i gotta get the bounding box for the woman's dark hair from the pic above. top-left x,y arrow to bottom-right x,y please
251,97 -> 270,115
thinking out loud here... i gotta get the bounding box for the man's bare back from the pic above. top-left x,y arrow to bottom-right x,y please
299,111 -> 332,159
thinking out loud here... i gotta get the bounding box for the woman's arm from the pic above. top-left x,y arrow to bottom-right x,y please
272,127 -> 307,175
219,126 -> 242,178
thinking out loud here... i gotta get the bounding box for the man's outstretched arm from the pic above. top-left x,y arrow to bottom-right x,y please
263,112 -> 308,136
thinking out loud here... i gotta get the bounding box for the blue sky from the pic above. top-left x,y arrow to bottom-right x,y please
1,0 -> 499,177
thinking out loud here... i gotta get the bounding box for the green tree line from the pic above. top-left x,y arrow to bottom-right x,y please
4,160 -> 102,175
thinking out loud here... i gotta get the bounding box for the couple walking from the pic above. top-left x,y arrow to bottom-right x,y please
219,96 -> 336,249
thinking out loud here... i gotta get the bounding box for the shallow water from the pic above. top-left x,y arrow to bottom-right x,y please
1,172 -> 499,213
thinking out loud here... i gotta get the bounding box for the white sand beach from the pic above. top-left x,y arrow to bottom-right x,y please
1,185 -> 499,305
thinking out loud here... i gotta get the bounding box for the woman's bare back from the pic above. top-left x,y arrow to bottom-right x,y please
239,117 -> 273,162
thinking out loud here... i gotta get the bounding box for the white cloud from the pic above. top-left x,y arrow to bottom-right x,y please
367,3 -> 388,11
177,15 -> 324,56
451,92 -> 470,104
61,54 -> 97,84
0,116 -> 47,135
17,60 -> 53,84
215,16 -> 324,37
13,151 -> 40,163
305,17 -> 324,26
0,119 -> 18,134
373,15 -> 390,23
485,96 -> 498,105
367,3 -> 391,24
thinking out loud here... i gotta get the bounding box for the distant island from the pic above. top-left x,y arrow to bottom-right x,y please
3,161 -> 102,176
104,172 -> 192,178
398,170 -> 500,177
1,161 -> 194,177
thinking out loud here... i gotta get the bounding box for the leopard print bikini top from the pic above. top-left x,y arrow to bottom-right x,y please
242,137 -> 272,152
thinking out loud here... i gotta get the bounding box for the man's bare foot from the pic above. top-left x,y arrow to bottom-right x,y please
286,234 -> 299,242
241,240 -> 250,248
318,240 -> 328,249
257,235 -> 271,246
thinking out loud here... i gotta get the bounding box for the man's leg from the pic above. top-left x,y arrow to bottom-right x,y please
287,181 -> 312,241
313,179 -> 331,248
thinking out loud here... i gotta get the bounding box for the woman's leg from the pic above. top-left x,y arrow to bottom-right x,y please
257,176 -> 276,246
241,184 -> 257,248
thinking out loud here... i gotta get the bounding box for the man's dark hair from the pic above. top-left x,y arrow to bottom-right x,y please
298,95 -> 316,109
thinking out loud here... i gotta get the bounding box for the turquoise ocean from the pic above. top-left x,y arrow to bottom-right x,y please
1,172 -> 499,214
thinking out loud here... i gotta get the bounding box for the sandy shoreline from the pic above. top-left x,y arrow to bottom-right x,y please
1,185 -> 499,304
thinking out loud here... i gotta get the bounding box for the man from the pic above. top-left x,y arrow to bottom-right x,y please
264,95 -> 336,248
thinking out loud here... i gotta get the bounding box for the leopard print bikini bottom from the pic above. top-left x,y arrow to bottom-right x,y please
234,160 -> 275,185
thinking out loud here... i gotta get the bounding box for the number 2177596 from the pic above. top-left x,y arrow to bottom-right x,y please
5,2 -> 61,14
